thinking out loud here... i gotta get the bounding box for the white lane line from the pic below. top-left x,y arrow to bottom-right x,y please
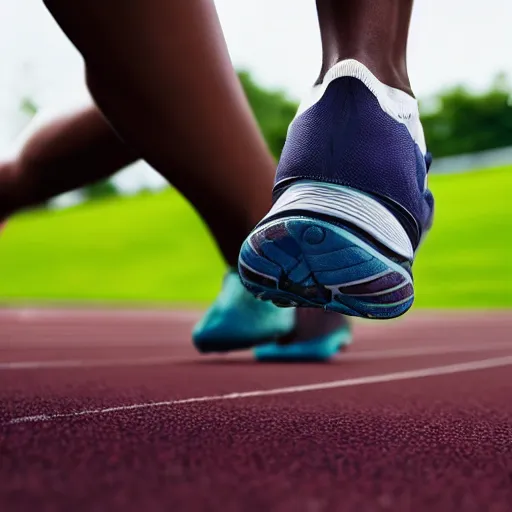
1,341 -> 512,371
7,355 -> 512,425
0,308 -> 200,322
337,341 -> 512,361
0,355 -> 193,370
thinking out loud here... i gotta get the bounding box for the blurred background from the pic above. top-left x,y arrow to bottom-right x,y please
0,0 -> 510,308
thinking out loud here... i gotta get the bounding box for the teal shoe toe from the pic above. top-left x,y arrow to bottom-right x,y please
193,270 -> 295,353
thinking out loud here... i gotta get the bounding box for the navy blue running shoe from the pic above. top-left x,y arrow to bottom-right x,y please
238,59 -> 434,320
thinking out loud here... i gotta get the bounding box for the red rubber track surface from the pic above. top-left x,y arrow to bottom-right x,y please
0,309 -> 511,511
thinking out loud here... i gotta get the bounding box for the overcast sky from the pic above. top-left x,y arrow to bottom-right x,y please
1,0 -> 510,187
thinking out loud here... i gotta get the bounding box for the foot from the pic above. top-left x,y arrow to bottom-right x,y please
238,59 -> 434,320
192,269 -> 351,361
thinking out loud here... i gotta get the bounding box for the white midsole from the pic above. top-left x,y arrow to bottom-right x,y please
263,181 -> 414,260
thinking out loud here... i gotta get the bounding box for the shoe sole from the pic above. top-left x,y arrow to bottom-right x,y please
239,216 -> 414,320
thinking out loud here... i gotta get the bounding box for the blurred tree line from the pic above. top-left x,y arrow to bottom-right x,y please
420,73 -> 512,157
19,72 -> 512,203
237,70 -> 297,159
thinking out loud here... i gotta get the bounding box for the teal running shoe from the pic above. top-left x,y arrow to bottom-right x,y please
193,270 -> 351,361
193,269 -> 295,353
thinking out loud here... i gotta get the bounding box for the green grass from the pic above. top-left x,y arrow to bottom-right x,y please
0,168 -> 510,308
414,166 -> 511,308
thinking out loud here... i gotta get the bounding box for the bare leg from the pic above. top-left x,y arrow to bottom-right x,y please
0,106 -> 137,219
42,0 -> 275,267
0,92 -> 349,355
0,0 -> 352,357
315,0 -> 414,95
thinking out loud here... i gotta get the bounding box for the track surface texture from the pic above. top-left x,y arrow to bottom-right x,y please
1,308 -> 512,512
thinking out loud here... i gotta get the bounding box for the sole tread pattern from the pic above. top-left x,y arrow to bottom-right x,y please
239,216 -> 414,319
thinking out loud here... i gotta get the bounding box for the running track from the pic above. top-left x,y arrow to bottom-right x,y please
1,309 -> 511,511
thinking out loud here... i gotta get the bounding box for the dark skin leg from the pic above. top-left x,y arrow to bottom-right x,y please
0,0 -> 356,343
315,0 -> 414,96
0,103 -> 350,346
0,106 -> 137,220
41,0 -> 275,268
0,92 -> 271,270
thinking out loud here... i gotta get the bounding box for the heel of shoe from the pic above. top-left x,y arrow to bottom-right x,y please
239,214 -> 414,319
